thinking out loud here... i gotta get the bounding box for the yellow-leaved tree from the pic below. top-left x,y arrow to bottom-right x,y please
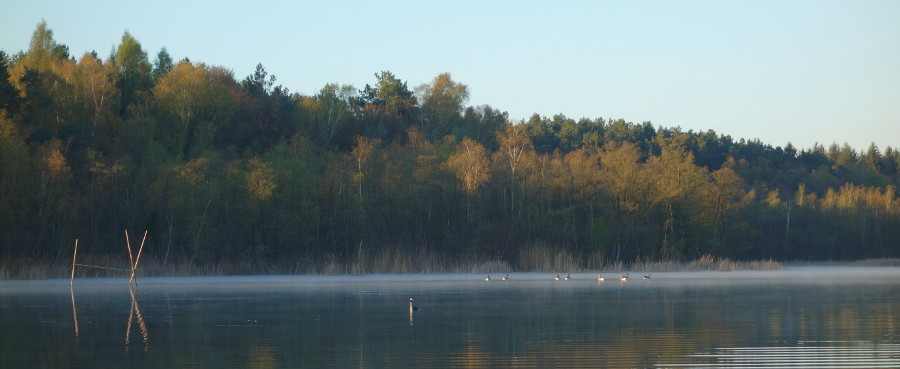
447,137 -> 490,224
154,61 -> 238,155
493,124 -> 535,215
598,141 -> 647,262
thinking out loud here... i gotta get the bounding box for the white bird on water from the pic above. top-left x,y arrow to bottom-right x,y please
408,297 -> 419,326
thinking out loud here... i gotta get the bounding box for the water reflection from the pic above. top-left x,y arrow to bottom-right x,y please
69,286 -> 79,340
3,268 -> 900,368
659,341 -> 900,368
125,287 -> 149,351
68,284 -> 149,351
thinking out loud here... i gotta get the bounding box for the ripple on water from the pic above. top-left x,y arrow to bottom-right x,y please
657,341 -> 900,368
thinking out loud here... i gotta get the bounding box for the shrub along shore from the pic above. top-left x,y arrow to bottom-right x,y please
1,249 -> 789,280
14,252 -> 900,281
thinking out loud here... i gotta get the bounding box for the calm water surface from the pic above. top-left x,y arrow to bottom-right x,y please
1,267 -> 899,368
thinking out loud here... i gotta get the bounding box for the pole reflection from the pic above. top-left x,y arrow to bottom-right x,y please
126,286 -> 149,351
69,286 -> 79,341
70,285 -> 150,351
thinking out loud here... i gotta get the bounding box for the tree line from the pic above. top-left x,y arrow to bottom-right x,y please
1,21 -> 898,272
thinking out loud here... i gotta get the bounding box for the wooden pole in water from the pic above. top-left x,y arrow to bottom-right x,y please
130,230 -> 148,286
125,229 -> 135,285
70,239 -> 78,286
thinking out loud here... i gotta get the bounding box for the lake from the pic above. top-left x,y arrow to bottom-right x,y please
2,267 -> 899,368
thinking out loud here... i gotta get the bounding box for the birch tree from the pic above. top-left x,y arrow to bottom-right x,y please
447,137 -> 490,223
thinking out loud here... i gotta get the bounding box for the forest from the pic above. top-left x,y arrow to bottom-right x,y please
1,22 -> 898,276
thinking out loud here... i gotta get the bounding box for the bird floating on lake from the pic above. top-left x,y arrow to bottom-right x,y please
620,273 -> 629,281
408,298 -> 419,326
564,273 -> 572,281
597,274 -> 605,281
555,275 -> 561,281
643,273 -> 652,280
502,274 -> 509,281
485,275 -> 491,281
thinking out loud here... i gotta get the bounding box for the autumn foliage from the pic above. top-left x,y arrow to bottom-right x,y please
1,22 -> 899,275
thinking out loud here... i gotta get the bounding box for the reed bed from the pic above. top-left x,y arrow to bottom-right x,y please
21,251 -> 900,281
332,247 -> 511,275
848,258 -> 900,267
515,243 -> 582,272
629,254 -> 783,272
0,258 -> 60,280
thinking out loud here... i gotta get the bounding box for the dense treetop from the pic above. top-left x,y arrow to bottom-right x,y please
1,22 -> 898,271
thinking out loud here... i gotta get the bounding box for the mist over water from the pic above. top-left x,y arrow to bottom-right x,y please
1,267 -> 899,368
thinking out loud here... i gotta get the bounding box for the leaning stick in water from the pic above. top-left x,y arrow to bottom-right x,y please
70,239 -> 78,286
125,230 -> 135,280
130,230 -> 148,286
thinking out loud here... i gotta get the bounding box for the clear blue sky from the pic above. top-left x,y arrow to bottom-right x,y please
2,0 -> 898,152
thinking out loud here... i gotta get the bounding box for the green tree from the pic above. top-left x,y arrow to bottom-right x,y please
304,83 -> 355,149
174,156 -> 214,255
151,47 -> 174,82
0,51 -> 20,114
702,158 -> 749,253
36,139 -> 72,251
372,71 -> 416,115
233,64 -> 296,151
113,31 -> 152,115
646,135 -> 707,258
246,156 -> 277,252
154,61 -> 239,156
17,20 -> 69,74
416,72 -> 469,140
241,63 -> 276,97
355,71 -> 417,141
0,111 -> 33,257
462,105 -> 507,148
350,135 -> 381,248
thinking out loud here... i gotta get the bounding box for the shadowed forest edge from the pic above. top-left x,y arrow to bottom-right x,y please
1,22 -> 899,278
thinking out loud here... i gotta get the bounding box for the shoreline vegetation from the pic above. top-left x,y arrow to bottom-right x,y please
11,248 -> 881,280
2,22 -> 899,278
5,250 -> 899,281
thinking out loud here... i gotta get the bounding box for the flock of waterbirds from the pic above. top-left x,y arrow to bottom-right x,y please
409,272 -> 652,317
